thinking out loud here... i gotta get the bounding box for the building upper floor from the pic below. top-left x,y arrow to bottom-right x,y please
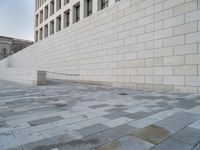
34,0 -> 121,42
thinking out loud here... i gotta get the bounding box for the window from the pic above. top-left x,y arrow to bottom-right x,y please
98,0 -> 108,10
3,48 -> 6,55
85,0 -> 92,17
50,0 -> 55,16
40,10 -> 43,23
35,14 -> 39,27
64,0 -> 70,5
101,0 -> 109,9
56,15 -> 61,32
64,10 -> 70,28
73,2 -> 80,23
50,20 -> 54,35
45,5 -> 48,20
56,0 -> 61,11
45,24 -> 48,38
40,27 -> 43,40
35,31 -> 39,42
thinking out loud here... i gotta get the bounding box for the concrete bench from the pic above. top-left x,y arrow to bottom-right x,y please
0,67 -> 46,85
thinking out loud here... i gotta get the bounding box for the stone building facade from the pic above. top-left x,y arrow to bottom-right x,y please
0,36 -> 33,60
1,0 -> 200,93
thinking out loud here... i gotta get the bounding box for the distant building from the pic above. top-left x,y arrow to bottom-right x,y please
0,36 -> 34,60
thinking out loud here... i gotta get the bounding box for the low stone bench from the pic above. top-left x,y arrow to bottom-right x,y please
0,67 -> 46,85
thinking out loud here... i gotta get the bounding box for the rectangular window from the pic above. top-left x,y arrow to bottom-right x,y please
40,10 -> 43,23
64,0 -> 70,5
44,24 -> 48,38
99,0 -> 108,10
85,0 -> 92,17
64,10 -> 70,28
73,2 -> 80,23
50,0 -> 55,16
35,31 -> 38,42
56,0 -> 61,11
56,15 -> 61,32
35,14 -> 39,27
44,5 -> 48,20
50,20 -> 54,35
40,27 -> 43,40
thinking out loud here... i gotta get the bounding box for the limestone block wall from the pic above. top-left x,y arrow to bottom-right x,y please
0,67 -> 46,85
1,0 -> 200,93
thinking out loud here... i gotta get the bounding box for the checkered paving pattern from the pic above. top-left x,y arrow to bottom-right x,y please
0,80 -> 200,150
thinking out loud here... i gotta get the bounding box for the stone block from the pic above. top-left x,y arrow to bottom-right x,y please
185,76 -> 200,86
165,35 -> 185,47
154,28 -> 173,40
154,47 -> 173,57
174,43 -> 198,55
151,139 -> 193,150
174,0 -> 198,16
163,0 -> 185,9
174,65 -> 198,75
163,56 -> 184,66
186,32 -> 200,43
154,67 -> 173,75
155,9 -> 173,21
174,21 -> 198,35
186,54 -> 200,64
163,15 -> 184,28
163,76 -> 184,85
186,9 -> 200,22
171,127 -> 200,146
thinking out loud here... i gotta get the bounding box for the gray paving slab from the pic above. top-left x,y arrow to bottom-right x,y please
171,127 -> 200,146
95,135 -> 154,150
101,124 -> 137,141
77,123 -> 110,137
154,116 -> 195,134
103,111 -> 131,120
193,143 -> 200,150
56,139 -> 91,150
150,139 -> 193,150
28,116 -> 64,126
22,133 -> 74,150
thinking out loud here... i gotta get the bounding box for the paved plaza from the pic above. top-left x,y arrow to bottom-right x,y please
0,80 -> 200,150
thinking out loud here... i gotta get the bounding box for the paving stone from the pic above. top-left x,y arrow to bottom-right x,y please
129,117 -> 160,129
56,139 -> 91,150
151,139 -> 193,150
125,111 -> 151,120
193,143 -> 200,150
6,146 -> 24,150
102,124 -> 137,141
171,112 -> 200,122
22,133 -> 74,150
133,125 -> 171,144
189,119 -> 200,129
103,111 -> 131,120
154,116 -> 195,134
95,135 -> 154,150
83,132 -> 112,149
102,117 -> 133,128
106,107 -> 127,113
0,120 -> 7,127
171,127 -> 200,146
28,116 -> 64,126
89,104 -> 110,109
78,124 -> 110,137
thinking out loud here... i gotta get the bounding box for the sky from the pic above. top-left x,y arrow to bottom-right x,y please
0,0 -> 35,41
